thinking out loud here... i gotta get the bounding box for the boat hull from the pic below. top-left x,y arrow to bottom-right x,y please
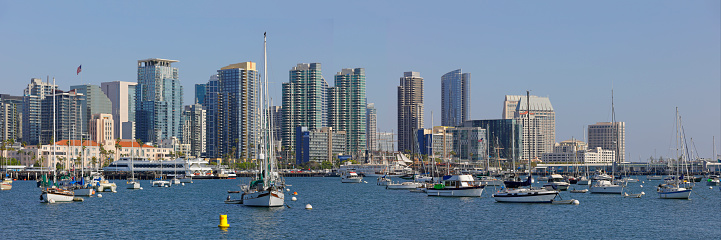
341,178 -> 363,183
426,186 -> 484,197
492,190 -> 558,203
127,181 -> 141,189
73,188 -> 95,196
41,189 -> 74,203
242,190 -> 285,207
589,185 -> 623,194
543,183 -> 570,191
386,183 -> 422,190
152,181 -> 171,187
658,189 -> 691,199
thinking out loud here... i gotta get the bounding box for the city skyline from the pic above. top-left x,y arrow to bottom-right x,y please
0,1 -> 719,160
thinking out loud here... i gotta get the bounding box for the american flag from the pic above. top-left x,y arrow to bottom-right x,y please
77,65 -> 82,75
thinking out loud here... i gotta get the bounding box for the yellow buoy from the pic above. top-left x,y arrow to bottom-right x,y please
218,214 -> 229,228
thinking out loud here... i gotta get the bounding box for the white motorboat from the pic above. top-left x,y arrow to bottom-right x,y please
386,181 -> 422,190
1,178 -> 12,190
73,186 -> 95,196
543,174 -> 570,191
41,187 -> 75,203
170,178 -> 181,185
589,179 -> 623,194
577,176 -> 591,185
493,187 -> 559,203
152,180 -> 171,187
426,175 -> 484,197
341,171 -> 363,183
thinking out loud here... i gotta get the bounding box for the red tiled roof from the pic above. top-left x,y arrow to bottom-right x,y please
115,140 -> 155,148
55,140 -> 101,147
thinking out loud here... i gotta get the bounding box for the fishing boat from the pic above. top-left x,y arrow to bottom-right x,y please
341,171 -> 363,183
426,175 -> 484,197
657,108 -> 693,199
239,32 -> 285,207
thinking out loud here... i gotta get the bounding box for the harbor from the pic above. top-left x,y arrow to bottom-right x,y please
1,176 -> 719,239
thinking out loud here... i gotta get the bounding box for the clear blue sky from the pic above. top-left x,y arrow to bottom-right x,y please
1,1 -> 719,161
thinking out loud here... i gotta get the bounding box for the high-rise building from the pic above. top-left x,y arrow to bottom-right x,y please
195,78 -> 211,105
182,104 -> 206,158
22,78 -> 57,145
441,69 -> 470,127
41,89 -> 85,144
71,84 -> 113,138
89,113 -> 114,145
328,68 -> 366,156
461,119 -> 523,162
295,126 -> 346,165
205,62 -> 258,160
135,58 -> 183,145
365,103 -> 377,151
507,94 -> 555,161
101,81 -> 137,140
282,63 -> 327,151
397,71 -> 424,154
587,122 -> 625,163
268,106 -> 282,144
449,127 -> 487,163
0,94 -> 23,142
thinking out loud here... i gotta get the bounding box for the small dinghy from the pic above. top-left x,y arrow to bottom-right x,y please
227,190 -> 241,193
570,189 -> 588,193
551,199 -> 579,205
224,195 -> 243,204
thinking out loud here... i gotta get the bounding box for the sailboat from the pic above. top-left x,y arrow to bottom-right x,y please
657,108 -> 692,199
41,77 -> 75,203
589,89 -> 623,194
151,157 -> 171,187
239,32 -> 285,207
127,139 -> 141,189
493,91 -> 560,203
1,150 -> 12,190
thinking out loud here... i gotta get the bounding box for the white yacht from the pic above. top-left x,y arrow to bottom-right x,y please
493,187 -> 559,203
426,175 -> 484,197
589,179 -> 623,194
543,174 -> 570,191
341,171 -> 363,183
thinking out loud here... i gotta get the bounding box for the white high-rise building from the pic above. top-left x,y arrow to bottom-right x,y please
587,122 -> 625,163
508,94 -> 556,161
366,103 -> 377,151
101,81 -> 137,140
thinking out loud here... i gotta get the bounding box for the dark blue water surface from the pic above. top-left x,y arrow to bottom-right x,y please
1,177 -> 719,239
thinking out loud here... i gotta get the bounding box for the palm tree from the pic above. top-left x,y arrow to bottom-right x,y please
114,138 -> 122,162
91,156 -> 98,170
136,139 -> 144,160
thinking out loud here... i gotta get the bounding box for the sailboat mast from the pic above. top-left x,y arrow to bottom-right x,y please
52,77 -> 56,184
261,32 -> 268,184
526,90 -> 531,175
675,107 -> 679,183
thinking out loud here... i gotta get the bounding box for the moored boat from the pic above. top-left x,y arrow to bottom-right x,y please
426,175 -> 484,197
341,171 -> 363,183
386,181 -> 422,190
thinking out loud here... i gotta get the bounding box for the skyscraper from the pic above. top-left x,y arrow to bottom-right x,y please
22,78 -> 57,145
205,62 -> 258,160
587,122 -> 625,163
441,69 -> 470,127
281,63 -> 327,151
182,103 -> 206,158
0,94 -> 23,142
269,106 -> 282,144
135,58 -> 183,144
101,81 -> 137,140
397,71 -> 424,154
195,75 -> 214,105
509,94 -> 555,161
366,103 -> 377,151
71,84 -> 113,138
328,68 -> 366,156
41,89 -> 85,144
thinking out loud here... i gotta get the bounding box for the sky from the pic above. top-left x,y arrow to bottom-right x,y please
0,1 -> 719,161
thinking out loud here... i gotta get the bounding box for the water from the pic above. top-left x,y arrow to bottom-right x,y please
1,177 -> 719,239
